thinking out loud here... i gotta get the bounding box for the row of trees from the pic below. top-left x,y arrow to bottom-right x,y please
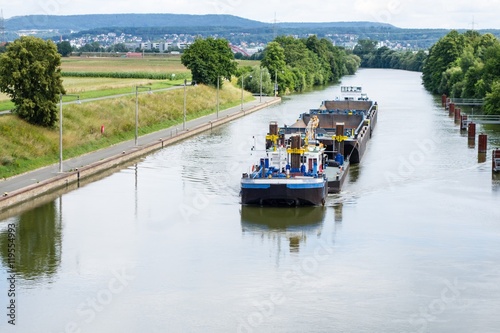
181,35 -> 360,97
261,36 -> 360,94
353,39 -> 426,72
422,30 -> 500,115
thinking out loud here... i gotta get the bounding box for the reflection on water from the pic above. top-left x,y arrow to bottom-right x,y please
0,200 -> 61,281
333,203 -> 343,222
493,176 -> 500,191
240,206 -> 325,253
478,152 -> 487,163
347,164 -> 360,183
468,138 -> 475,149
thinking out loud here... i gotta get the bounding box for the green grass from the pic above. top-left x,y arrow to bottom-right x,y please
0,100 -> 14,111
0,82 -> 254,179
0,79 -> 188,111
65,80 -> 183,100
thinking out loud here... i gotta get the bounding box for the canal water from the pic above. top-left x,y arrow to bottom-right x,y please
1,69 -> 500,333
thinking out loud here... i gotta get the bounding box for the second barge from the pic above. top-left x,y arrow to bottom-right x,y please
280,86 -> 378,192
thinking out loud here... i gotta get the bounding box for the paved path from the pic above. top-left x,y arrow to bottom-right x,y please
0,96 -> 280,196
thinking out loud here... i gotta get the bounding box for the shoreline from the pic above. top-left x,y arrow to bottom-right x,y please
0,96 -> 281,214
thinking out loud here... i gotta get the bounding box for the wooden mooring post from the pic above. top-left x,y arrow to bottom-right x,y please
454,107 -> 461,124
479,133 -> 488,153
449,102 -> 455,116
493,149 -> 500,173
442,94 -> 447,108
468,122 -> 476,148
478,133 -> 487,163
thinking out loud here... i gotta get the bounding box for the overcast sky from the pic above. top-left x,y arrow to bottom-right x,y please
4,0 -> 500,29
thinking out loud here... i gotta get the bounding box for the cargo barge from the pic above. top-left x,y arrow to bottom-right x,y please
280,86 -> 378,193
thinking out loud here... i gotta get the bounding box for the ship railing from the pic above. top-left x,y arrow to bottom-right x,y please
310,109 -> 368,116
354,118 -> 367,137
448,98 -> 484,106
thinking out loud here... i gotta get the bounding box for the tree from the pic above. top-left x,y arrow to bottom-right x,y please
344,54 -> 361,75
484,81 -> 500,115
79,41 -> 103,53
0,36 -> 65,127
57,41 -> 72,57
422,30 -> 466,94
482,43 -> 500,85
266,37 -> 321,93
261,41 -> 287,94
244,66 -> 273,95
180,37 -> 237,87
353,39 -> 378,67
106,43 -> 129,53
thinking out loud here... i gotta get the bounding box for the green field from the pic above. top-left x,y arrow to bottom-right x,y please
61,55 -> 258,73
61,56 -> 188,73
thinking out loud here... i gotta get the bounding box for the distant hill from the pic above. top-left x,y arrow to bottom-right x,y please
278,21 -> 396,29
5,13 -> 395,31
5,14 -> 269,31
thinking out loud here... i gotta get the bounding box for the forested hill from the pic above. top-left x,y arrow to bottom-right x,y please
5,13 -> 395,31
5,14 -> 266,30
278,21 -> 395,29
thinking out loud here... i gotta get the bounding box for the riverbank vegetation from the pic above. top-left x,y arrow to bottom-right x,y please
260,35 -> 361,94
353,39 -> 426,72
422,30 -> 500,115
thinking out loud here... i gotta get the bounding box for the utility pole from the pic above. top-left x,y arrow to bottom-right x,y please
273,12 -> 277,40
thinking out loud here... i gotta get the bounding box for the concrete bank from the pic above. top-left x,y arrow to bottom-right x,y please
0,96 -> 281,213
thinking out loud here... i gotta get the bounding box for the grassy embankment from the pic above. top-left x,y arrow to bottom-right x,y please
0,56 -> 255,178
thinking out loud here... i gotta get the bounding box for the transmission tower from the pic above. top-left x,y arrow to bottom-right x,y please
0,9 -> 5,44
273,12 -> 277,40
